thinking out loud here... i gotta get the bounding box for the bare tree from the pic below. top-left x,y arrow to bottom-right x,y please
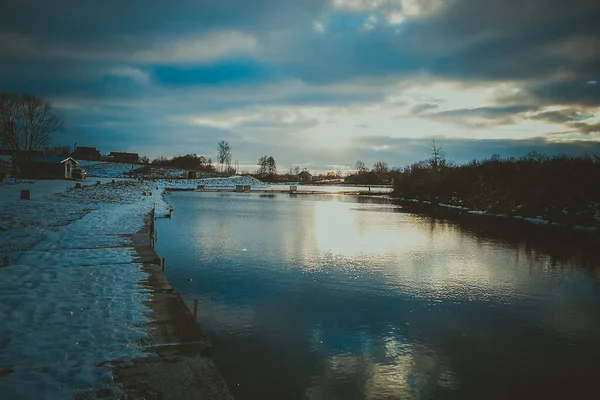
354,160 -> 366,174
217,140 -> 231,173
355,160 -> 368,174
0,93 -> 64,181
373,161 -> 389,175
427,138 -> 445,172
294,166 -> 300,175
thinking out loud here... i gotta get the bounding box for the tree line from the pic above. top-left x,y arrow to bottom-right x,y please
393,143 -> 600,226
150,153 -> 216,172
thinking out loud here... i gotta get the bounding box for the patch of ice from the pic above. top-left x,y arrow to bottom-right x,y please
523,217 -> 549,225
439,203 -> 469,210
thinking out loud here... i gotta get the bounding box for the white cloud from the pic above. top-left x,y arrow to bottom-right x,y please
400,0 -> 445,17
131,30 -> 258,64
313,21 -> 326,33
331,0 -> 445,18
362,15 -> 379,31
331,0 -> 390,12
105,66 -> 150,84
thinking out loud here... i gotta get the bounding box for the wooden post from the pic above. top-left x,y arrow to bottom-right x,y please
193,299 -> 199,320
161,257 -> 165,272
20,189 -> 31,200
75,183 -> 82,189
96,180 -> 101,186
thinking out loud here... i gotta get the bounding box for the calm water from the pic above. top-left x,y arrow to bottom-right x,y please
155,192 -> 600,400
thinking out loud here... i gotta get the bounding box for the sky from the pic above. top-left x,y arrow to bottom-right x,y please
1,0 -> 599,172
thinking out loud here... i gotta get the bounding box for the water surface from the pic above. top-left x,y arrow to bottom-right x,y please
156,192 -> 600,400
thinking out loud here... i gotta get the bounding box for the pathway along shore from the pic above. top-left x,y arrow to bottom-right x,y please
113,212 -> 234,400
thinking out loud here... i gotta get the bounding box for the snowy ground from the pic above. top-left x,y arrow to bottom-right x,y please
0,179 -> 169,399
0,178 -> 136,265
157,175 -> 269,190
78,161 -> 187,179
77,161 -> 140,178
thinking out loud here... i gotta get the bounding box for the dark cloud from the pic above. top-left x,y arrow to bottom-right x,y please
530,109 -> 594,124
425,105 -> 536,129
348,135 -> 600,165
1,0 -> 600,164
528,79 -> 600,107
411,103 -> 439,114
568,122 -> 600,135
434,105 -> 535,119
0,0 -> 327,44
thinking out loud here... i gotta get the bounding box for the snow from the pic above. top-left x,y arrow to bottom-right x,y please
522,217 -> 550,225
78,161 -> 187,179
77,161 -> 140,178
0,179 -> 169,399
573,225 -> 598,232
0,178 -> 120,200
156,175 -> 269,190
439,203 -> 469,210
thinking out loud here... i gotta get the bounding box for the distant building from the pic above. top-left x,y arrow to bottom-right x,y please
110,152 -> 139,164
71,146 -> 101,161
298,171 -> 312,182
22,156 -> 78,179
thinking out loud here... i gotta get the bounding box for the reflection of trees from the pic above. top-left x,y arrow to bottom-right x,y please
395,202 -> 600,284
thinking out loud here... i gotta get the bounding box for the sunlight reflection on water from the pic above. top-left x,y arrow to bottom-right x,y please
156,192 -> 600,400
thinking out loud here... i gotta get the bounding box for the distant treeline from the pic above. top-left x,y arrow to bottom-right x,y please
393,152 -> 600,226
150,153 -> 216,172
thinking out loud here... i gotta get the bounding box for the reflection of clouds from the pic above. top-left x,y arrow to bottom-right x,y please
305,331 -> 459,400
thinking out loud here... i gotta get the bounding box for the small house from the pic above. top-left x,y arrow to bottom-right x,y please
110,152 -> 139,163
298,171 -> 312,182
71,146 -> 101,160
22,156 -> 78,179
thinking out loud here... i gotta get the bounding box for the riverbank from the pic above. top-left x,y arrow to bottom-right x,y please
393,196 -> 600,233
114,212 -> 233,399
0,179 -> 232,398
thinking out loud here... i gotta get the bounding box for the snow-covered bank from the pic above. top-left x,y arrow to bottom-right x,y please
396,197 -> 599,232
0,180 -> 169,398
78,161 -> 187,179
156,175 -> 269,190
0,179 -> 140,265
77,161 -> 139,178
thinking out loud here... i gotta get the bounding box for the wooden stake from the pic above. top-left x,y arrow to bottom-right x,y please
161,257 -> 165,272
193,299 -> 199,320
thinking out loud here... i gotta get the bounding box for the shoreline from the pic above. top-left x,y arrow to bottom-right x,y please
393,197 -> 600,233
113,210 -> 234,399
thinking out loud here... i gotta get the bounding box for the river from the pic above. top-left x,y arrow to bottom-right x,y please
155,192 -> 600,400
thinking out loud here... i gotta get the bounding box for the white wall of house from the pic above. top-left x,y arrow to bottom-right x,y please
64,159 -> 75,179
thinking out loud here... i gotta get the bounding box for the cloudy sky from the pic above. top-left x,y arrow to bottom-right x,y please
1,0 -> 599,172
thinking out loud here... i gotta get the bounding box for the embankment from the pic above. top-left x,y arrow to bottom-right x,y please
114,212 -> 234,400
